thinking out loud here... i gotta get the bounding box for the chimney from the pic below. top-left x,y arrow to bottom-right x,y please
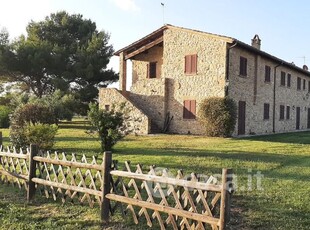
303,65 -> 308,71
251,34 -> 261,50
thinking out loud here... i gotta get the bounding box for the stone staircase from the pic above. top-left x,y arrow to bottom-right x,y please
99,88 -> 150,135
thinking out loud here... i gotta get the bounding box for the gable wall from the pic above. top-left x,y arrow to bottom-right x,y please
162,28 -> 227,134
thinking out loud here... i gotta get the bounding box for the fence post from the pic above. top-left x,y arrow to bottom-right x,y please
0,131 -> 2,147
101,151 -> 112,222
27,144 -> 38,202
219,168 -> 233,230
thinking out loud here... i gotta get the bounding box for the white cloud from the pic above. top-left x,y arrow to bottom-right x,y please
112,0 -> 140,12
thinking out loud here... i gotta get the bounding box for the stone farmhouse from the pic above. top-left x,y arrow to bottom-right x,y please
99,24 -> 310,136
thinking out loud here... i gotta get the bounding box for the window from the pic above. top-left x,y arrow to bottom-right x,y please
280,105 -> 285,120
239,56 -> 247,76
297,77 -> 301,90
264,65 -> 271,82
148,62 -> 157,78
263,103 -> 270,120
105,105 -> 110,111
287,74 -> 291,87
280,71 -> 286,86
286,106 -> 290,120
308,81 -> 310,92
303,79 -> 306,90
184,54 -> 197,74
183,100 -> 196,119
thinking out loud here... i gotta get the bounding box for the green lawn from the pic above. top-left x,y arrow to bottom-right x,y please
0,121 -> 309,229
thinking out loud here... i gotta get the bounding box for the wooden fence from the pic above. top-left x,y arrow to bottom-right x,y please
0,136 -> 233,229
106,162 -> 233,230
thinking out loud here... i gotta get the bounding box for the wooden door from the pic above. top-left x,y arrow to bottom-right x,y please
296,107 -> 300,130
238,101 -> 246,135
307,108 -> 310,129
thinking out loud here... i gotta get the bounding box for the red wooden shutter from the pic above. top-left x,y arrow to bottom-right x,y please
190,100 -> 196,119
185,54 -> 197,74
184,56 -> 190,74
183,100 -> 191,119
191,54 -> 197,74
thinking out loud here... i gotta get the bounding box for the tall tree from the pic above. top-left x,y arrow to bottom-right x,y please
0,11 -> 118,100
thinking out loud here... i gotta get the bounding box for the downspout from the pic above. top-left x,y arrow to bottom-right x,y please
273,62 -> 283,133
225,41 -> 238,96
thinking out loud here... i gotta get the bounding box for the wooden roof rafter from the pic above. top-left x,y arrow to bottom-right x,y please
124,36 -> 163,60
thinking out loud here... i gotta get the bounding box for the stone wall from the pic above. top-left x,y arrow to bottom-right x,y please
132,45 -> 163,84
130,78 -> 167,130
98,88 -> 150,135
229,46 -> 310,135
162,27 -> 227,134
112,25 -> 310,136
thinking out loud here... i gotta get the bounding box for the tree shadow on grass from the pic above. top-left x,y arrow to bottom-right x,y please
113,147 -> 310,182
239,131 -> 310,144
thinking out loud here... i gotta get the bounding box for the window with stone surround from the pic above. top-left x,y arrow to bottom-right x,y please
303,79 -> 306,90
183,100 -> 196,119
263,103 -> 270,120
148,62 -> 157,78
239,56 -> 247,76
286,106 -> 290,120
287,74 -> 291,87
265,65 -> 271,82
297,77 -> 301,90
105,105 -> 110,111
280,105 -> 285,120
184,54 -> 197,75
280,71 -> 286,86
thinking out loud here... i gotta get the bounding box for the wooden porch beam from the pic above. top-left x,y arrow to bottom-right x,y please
125,36 -> 163,60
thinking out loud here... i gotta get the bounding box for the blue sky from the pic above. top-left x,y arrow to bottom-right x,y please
1,0 -> 310,77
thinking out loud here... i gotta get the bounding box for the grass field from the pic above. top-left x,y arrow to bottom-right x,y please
0,120 -> 310,229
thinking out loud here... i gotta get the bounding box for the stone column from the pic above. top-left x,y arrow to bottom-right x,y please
119,52 -> 127,94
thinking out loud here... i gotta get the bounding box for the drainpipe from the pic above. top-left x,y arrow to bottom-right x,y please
273,62 -> 283,133
225,41 -> 238,96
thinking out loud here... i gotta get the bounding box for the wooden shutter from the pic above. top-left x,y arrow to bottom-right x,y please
183,100 -> 190,119
238,101 -> 246,135
183,100 -> 196,119
287,74 -> 291,87
191,54 -> 197,74
296,107 -> 300,130
280,105 -> 285,120
265,66 -> 271,82
185,54 -> 197,74
263,103 -> 269,120
297,77 -> 301,90
303,79 -> 306,90
280,71 -> 286,86
307,108 -> 310,129
286,106 -> 290,120
189,100 -> 196,119
185,55 -> 191,74
240,57 -> 247,76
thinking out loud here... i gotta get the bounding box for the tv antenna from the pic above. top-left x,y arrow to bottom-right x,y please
298,56 -> 306,65
161,2 -> 165,25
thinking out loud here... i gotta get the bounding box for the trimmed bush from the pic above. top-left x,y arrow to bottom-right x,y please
88,102 -> 126,151
199,97 -> 237,137
11,103 -> 56,126
0,105 -> 11,128
10,104 -> 56,148
24,123 -> 58,150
